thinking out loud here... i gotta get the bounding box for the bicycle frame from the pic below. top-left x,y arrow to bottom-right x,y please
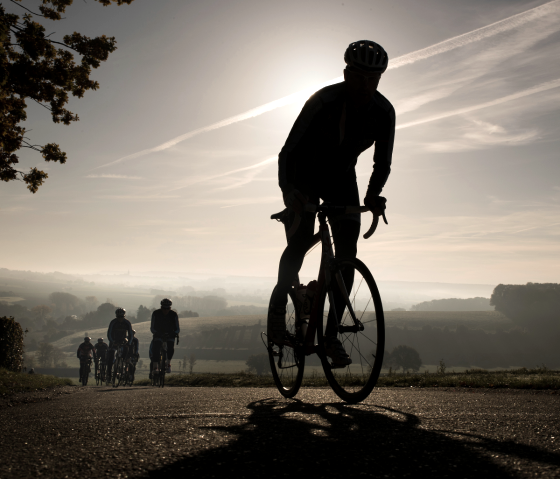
295,208 -> 364,357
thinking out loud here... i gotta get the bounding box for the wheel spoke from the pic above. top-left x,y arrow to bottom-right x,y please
319,258 -> 384,402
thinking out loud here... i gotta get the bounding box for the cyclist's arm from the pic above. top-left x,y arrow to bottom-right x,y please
126,321 -> 133,342
173,312 -> 180,336
278,94 -> 324,194
150,311 -> 157,335
365,103 -> 395,200
107,320 -> 114,343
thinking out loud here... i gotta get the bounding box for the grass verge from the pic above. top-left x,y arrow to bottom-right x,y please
0,368 -> 74,395
134,367 -> 560,390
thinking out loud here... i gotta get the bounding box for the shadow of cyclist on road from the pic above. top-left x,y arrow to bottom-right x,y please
148,397 -> 560,478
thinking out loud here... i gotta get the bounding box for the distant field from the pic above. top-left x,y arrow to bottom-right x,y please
0,296 -> 25,304
382,310 -> 511,331
133,367 -> 560,390
38,310 -> 514,355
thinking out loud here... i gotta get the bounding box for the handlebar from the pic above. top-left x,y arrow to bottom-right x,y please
157,333 -> 179,345
285,203 -> 388,240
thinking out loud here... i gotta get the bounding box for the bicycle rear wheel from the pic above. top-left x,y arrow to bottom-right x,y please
159,361 -> 165,388
267,288 -> 305,398
95,362 -> 100,386
317,258 -> 385,403
80,363 -> 87,386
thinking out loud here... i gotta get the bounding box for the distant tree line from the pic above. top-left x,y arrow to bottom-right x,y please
491,282 -> 560,332
412,297 -> 492,311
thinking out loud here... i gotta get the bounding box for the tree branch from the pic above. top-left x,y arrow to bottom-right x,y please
8,0 -> 46,17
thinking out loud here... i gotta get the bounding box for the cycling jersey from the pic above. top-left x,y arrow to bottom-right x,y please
94,342 -> 108,358
77,342 -> 96,360
130,337 -> 139,356
278,81 -> 395,197
150,309 -> 180,337
107,317 -> 133,344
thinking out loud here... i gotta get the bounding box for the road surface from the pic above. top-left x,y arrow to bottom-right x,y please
1,386 -> 559,477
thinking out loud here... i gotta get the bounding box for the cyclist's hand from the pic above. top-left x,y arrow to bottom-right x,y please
364,194 -> 387,217
283,188 -> 308,214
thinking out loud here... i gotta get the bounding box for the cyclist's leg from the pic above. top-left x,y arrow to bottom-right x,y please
166,340 -> 175,372
151,338 -> 161,370
322,177 -> 361,338
271,207 -> 316,307
149,341 -> 154,378
106,347 -> 116,380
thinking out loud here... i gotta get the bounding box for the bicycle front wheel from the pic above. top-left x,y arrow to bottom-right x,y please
318,258 -> 385,403
267,288 -> 305,398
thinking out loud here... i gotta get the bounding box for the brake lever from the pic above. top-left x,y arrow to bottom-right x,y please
363,211 -> 388,239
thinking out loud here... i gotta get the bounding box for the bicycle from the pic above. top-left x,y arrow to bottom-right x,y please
79,357 -> 93,386
111,340 -> 128,388
95,356 -> 106,386
265,202 -> 386,403
124,355 -> 137,387
151,333 -> 178,388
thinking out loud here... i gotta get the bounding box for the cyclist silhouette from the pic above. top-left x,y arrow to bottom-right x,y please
106,308 -> 133,382
268,40 -> 395,366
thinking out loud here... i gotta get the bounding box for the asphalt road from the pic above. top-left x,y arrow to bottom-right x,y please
1,386 -> 560,478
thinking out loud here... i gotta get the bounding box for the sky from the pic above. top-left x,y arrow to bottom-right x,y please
2,0 -> 560,286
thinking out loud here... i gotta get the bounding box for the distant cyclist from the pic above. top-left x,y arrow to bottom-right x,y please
106,308 -> 133,382
94,337 -> 109,379
268,40 -> 395,366
128,329 -> 139,382
150,298 -> 180,375
77,337 -> 97,382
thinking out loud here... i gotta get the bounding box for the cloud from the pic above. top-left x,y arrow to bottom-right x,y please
395,85 -> 462,115
94,0 -> 560,170
168,156 -> 276,193
396,78 -> 560,130
425,119 -> 540,152
86,174 -> 142,180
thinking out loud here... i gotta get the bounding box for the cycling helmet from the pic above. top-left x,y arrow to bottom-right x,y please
115,307 -> 126,317
344,40 -> 388,73
160,298 -> 172,308
98,338 -> 103,343
84,336 -> 91,342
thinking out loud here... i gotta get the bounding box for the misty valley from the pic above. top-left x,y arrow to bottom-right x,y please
1,267 -> 558,382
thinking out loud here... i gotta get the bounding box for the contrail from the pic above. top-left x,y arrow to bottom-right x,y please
396,78 -> 560,130
95,0 -> 560,170
168,156 -> 276,192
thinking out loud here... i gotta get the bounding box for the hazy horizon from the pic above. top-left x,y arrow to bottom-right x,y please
2,0 -> 559,285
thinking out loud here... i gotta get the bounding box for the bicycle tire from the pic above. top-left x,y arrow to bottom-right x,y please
268,288 -> 305,398
317,257 -> 385,403
80,363 -> 86,386
95,362 -> 100,386
114,357 -> 124,387
159,360 -> 165,388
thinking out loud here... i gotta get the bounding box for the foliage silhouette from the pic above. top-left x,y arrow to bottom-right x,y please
0,316 -> 25,371
1,0 -> 135,192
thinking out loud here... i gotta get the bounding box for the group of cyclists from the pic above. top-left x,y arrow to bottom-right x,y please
79,39 -> 394,374
76,298 -> 181,385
